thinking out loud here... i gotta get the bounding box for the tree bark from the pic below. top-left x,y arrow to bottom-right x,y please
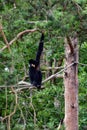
64,35 -> 79,130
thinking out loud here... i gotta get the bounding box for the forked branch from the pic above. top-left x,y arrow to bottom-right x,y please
0,28 -> 42,52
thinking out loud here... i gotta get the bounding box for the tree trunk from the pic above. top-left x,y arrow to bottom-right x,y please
64,35 -> 79,130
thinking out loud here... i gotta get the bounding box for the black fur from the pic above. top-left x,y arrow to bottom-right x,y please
29,33 -> 44,89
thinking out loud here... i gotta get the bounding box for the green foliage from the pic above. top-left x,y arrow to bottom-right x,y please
74,0 -> 87,4
0,124 -> 5,130
24,84 -> 64,129
79,69 -> 87,130
0,0 -> 87,129
13,124 -> 25,130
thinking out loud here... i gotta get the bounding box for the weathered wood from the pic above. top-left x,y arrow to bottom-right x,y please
64,35 -> 79,130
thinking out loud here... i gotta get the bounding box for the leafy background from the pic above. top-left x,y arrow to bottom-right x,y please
0,0 -> 87,129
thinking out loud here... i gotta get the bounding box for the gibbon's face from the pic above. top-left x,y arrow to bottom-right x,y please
29,59 -> 36,68
31,63 -> 35,68
29,59 -> 39,69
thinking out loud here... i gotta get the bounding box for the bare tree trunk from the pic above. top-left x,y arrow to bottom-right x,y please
64,35 -> 79,130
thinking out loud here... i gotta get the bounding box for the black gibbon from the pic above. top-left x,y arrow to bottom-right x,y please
29,33 -> 44,89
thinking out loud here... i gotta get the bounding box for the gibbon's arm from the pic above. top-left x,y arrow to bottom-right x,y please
35,33 -> 44,63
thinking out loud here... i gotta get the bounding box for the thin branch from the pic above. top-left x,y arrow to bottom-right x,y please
2,87 -> 18,121
42,62 -> 75,83
18,105 -> 26,128
72,0 -> 82,19
5,87 -> 7,116
0,28 -> 42,52
7,116 -> 11,130
43,66 -> 64,70
18,81 -> 31,86
2,87 -> 26,129
0,23 -> 11,52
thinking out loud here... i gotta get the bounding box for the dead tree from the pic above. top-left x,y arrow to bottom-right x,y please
64,34 -> 79,130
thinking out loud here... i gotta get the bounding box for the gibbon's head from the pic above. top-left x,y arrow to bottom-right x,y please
29,59 -> 39,68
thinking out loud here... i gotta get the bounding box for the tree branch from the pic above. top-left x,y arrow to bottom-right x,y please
0,23 -> 11,52
0,73 -> 63,91
44,66 -> 64,70
0,28 -> 42,52
2,87 -> 18,121
0,63 -> 77,91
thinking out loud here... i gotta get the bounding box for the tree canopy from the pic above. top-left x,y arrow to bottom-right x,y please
0,0 -> 87,129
